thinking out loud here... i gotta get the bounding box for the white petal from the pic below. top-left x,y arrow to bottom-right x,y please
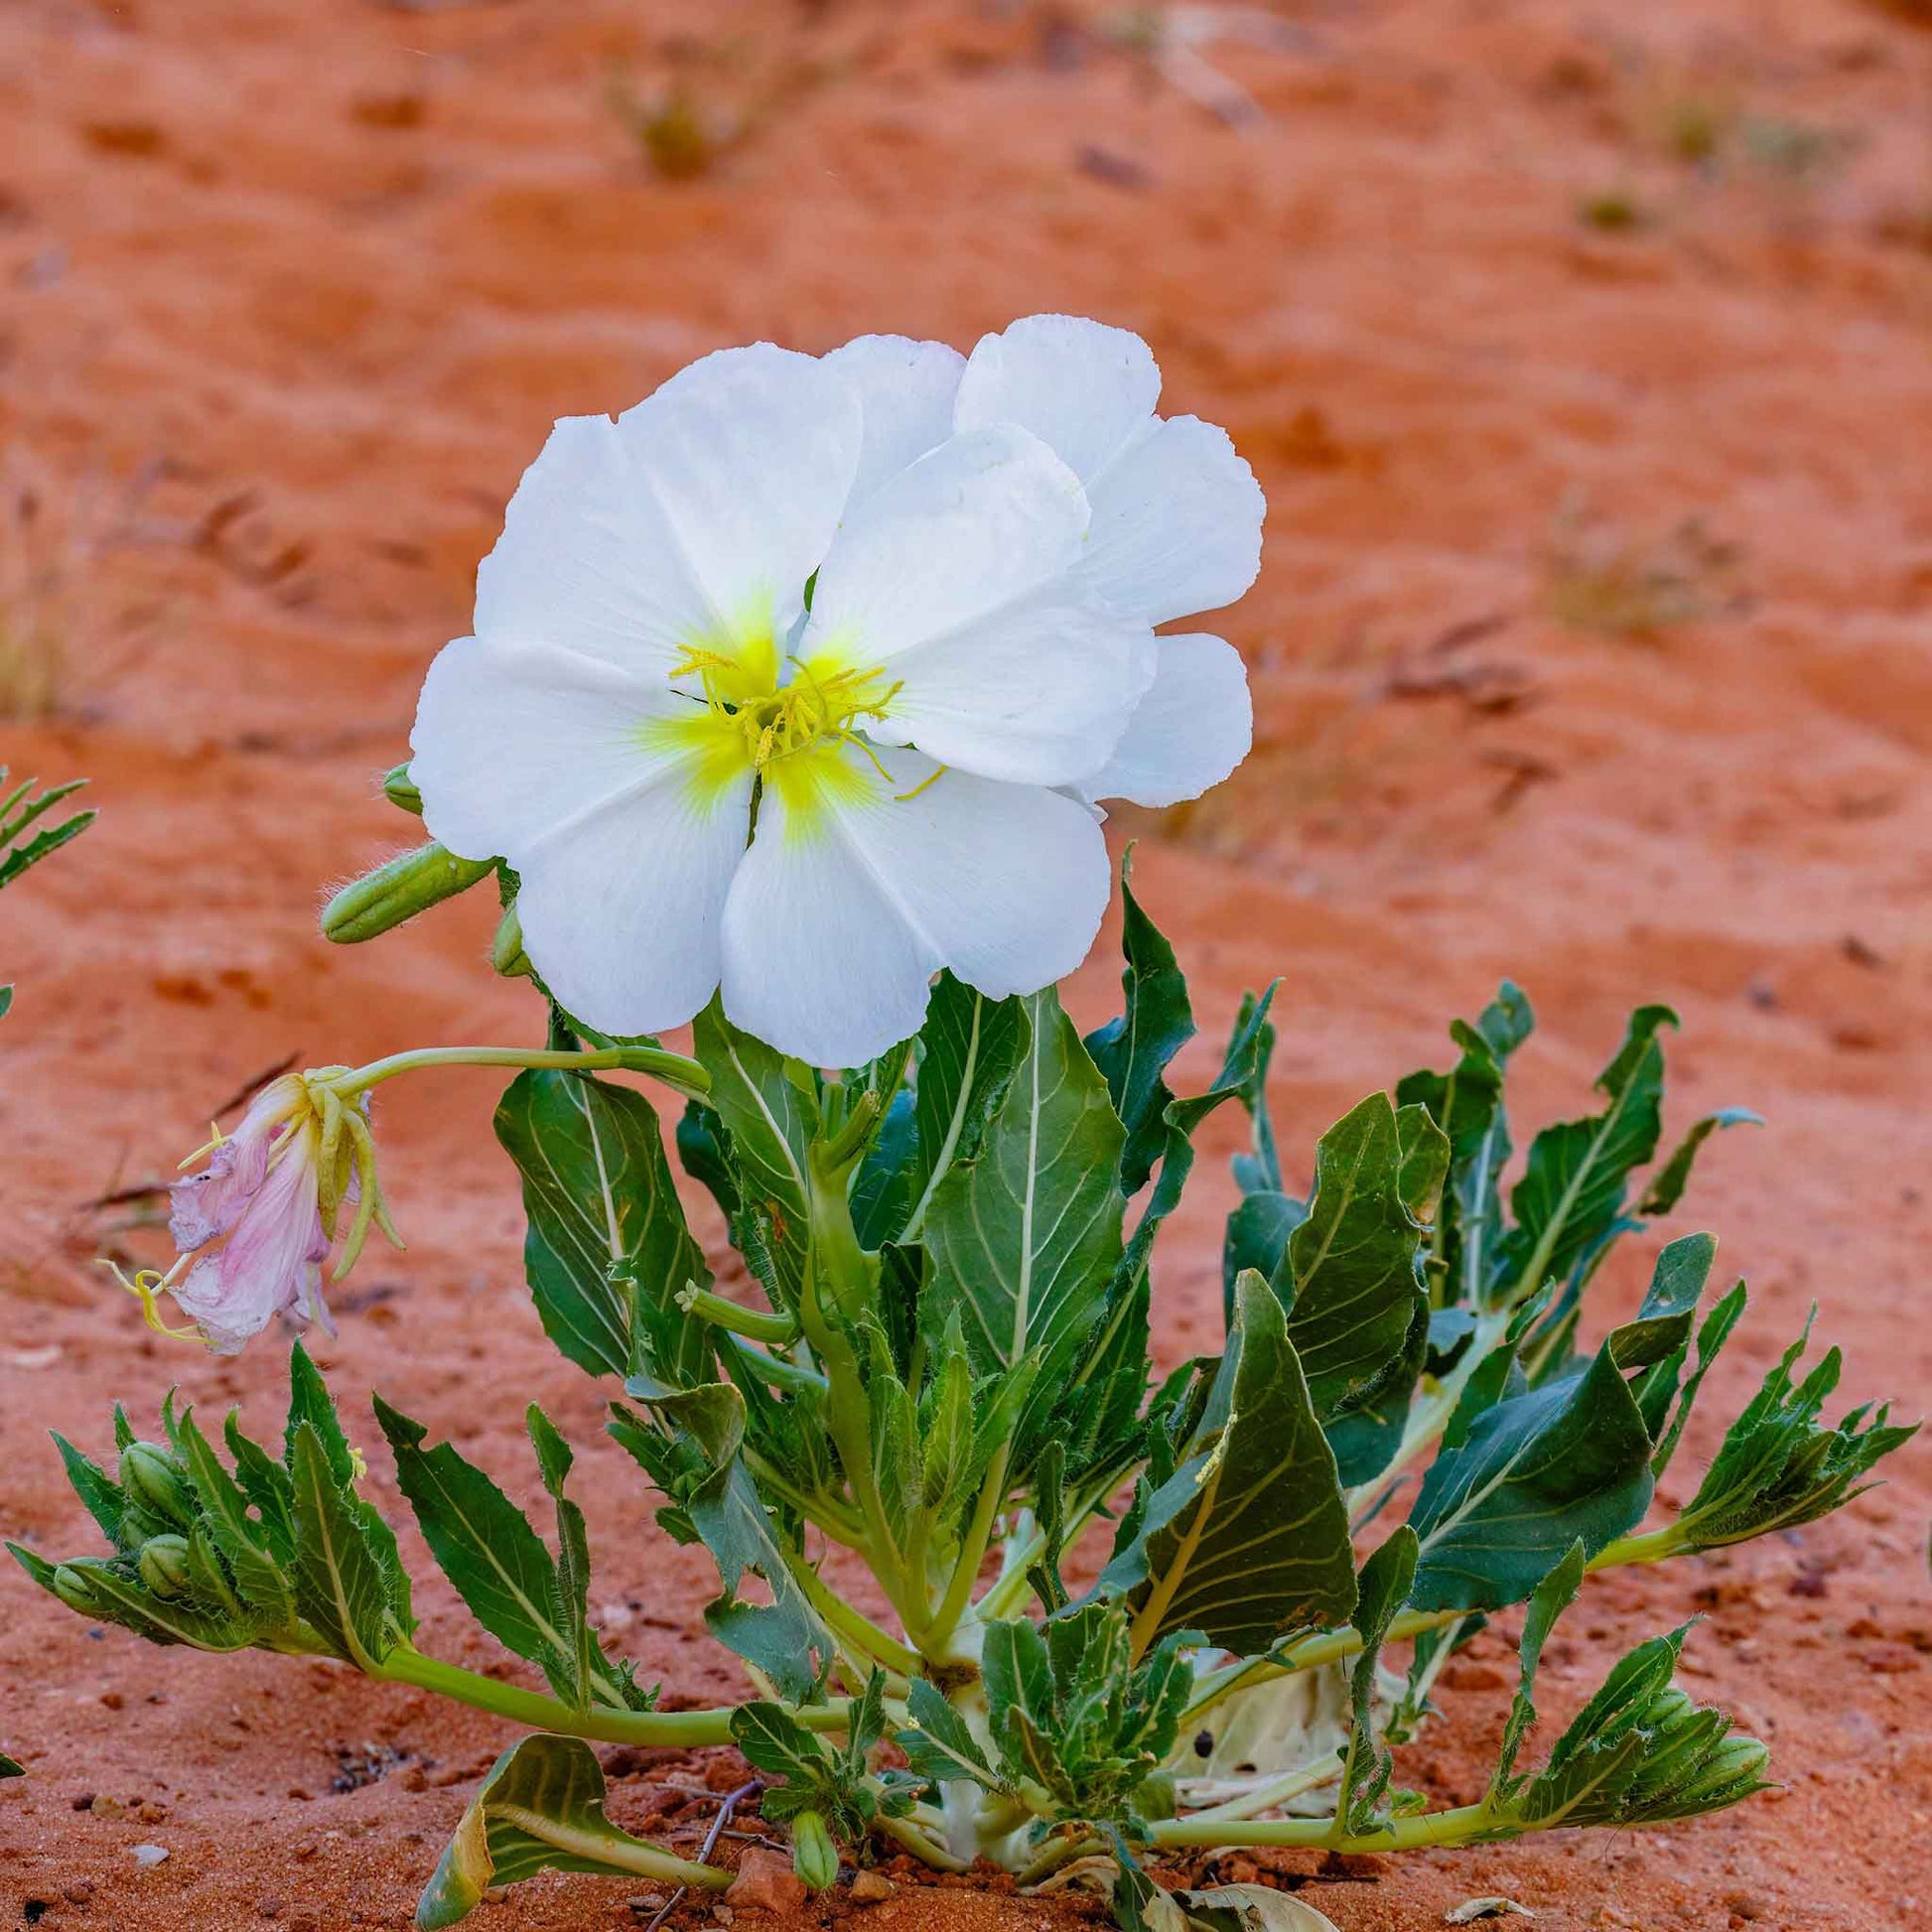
719,746 -> 1108,1066
1081,633 -> 1252,808
411,636 -> 689,862
953,314 -> 1161,484
514,757 -> 754,1039
476,346 -> 860,674
1078,416 -> 1265,625
822,334 -> 964,507
802,424 -> 1153,786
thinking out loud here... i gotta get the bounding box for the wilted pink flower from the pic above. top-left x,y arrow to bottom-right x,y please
118,1071 -> 395,1354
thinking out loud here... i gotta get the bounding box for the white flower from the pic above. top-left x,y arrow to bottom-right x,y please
410,320 -> 1263,1067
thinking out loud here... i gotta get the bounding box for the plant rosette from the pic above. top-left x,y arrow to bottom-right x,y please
13,320 -> 1915,1932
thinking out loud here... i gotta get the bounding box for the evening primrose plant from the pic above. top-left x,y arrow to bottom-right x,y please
13,321 -> 1915,1932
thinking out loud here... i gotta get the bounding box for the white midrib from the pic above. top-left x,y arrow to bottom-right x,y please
1008,1013 -> 1044,1362
900,997 -> 983,1243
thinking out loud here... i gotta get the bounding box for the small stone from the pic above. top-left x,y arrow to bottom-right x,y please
100,1691 -> 125,1711
288,1786 -> 314,1802
70,1792 -> 95,1812
704,1757 -> 746,1793
483,1889 -> 507,1905
260,1898 -> 284,1919
726,1848 -> 807,1916
292,1842 -> 318,1862
89,1794 -> 125,1815
1723,1894 -> 1769,1922
63,1881 -> 96,1905
851,1870 -> 897,1904
712,1908 -> 735,1927
138,1801 -> 169,1823
425,1765 -> 470,1788
626,1897 -> 668,1919
397,1765 -> 428,1793
131,1845 -> 170,1868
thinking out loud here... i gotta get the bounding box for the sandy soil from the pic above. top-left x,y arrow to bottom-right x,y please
3,0 -> 1930,1928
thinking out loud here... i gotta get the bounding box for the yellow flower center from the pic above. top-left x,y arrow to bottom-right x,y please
667,641 -> 901,774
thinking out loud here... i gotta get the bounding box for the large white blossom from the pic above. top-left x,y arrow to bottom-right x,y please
410,317 -> 1263,1066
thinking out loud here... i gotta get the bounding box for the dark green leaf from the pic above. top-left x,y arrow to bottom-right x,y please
899,1678 -> 1003,1791
1407,1341 -> 1654,1612
1100,1275 -> 1356,1655
1085,853 -> 1196,1196
923,993 -> 1125,1394
174,1412 -> 293,1623
1282,1094 -> 1447,1424
1671,1314 -> 1917,1550
1336,1526 -> 1420,1837
1491,1543 -> 1586,1798
1640,1109 -> 1761,1216
1495,1007 -> 1676,1306
900,973 -> 1025,1242
288,1423 -> 398,1670
493,1069 -> 711,1382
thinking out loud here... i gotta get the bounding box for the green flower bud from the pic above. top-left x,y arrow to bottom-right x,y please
790,1809 -> 839,1892
321,842 -> 493,945
120,1442 -> 195,1530
490,901 -> 533,980
51,1564 -> 103,1617
137,1535 -> 194,1600
382,762 -> 423,816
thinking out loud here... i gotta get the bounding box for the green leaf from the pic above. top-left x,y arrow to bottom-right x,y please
898,1678 -> 1003,1791
1504,1629 -> 1770,1833
611,1379 -> 834,1703
1085,853 -> 1196,1196
1335,1526 -> 1421,1837
288,1423 -> 397,1671
691,998 -> 817,1307
1649,1280 -> 1746,1478
1100,1275 -> 1356,1656
1606,1232 -> 1716,1378
850,1087 -> 918,1249
1221,1191 -> 1306,1313
923,992 -> 1125,1396
675,1098 -> 741,1221
0,771 -> 94,895
493,1068 -> 711,1383
52,1433 -> 125,1549
1490,1542 -> 1587,1798
1406,1341 -> 1654,1613
1282,1093 -> 1447,1425
1225,989 -> 1284,1197
900,973 -> 1025,1241
0,1751 -> 21,1778
374,1397 -> 629,1711
1640,1109 -> 1761,1216
416,1733 -> 708,1929
1670,1314 -> 1917,1550
527,1405 -> 597,1709
1495,1006 -> 1676,1305
173,1412 -> 294,1624
732,1674 -> 892,1842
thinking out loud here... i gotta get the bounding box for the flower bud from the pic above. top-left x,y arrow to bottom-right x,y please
321,842 -> 493,945
789,1809 -> 839,1892
490,901 -> 533,980
120,1442 -> 196,1530
52,1563 -> 104,1617
382,762 -> 423,816
137,1534 -> 194,1600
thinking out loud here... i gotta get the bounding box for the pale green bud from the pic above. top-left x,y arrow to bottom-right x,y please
51,1564 -> 104,1617
321,842 -> 492,945
120,1442 -> 195,1530
790,1810 -> 839,1892
490,901 -> 533,980
137,1535 -> 194,1599
381,762 -> 423,815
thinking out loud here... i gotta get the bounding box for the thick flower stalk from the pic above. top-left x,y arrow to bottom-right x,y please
409,316 -> 1264,1066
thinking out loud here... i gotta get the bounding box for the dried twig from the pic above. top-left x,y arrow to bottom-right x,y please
642,1778 -> 759,1932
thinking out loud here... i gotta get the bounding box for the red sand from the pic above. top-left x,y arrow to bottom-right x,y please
2,2 -> 1929,1928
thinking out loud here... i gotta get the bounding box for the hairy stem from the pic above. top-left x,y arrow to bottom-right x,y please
328,1044 -> 710,1102
372,1647 -> 856,1748
1152,1800 -> 1499,1854
874,1812 -> 974,1872
680,1287 -> 799,1346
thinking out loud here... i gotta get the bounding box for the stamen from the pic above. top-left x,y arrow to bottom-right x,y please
103,1258 -> 207,1347
896,764 -> 949,803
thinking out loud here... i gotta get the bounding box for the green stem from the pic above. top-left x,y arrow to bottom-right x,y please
779,1546 -> 923,1680
680,1286 -> 799,1346
925,1445 -> 1009,1659
329,1044 -> 709,1102
1589,1523 -> 1685,1570
742,1447 -> 867,1544
1151,1800 -> 1497,1854
875,1812 -> 973,1872
373,1647 -> 854,1747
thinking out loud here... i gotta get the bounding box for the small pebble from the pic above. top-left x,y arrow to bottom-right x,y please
851,1869 -> 897,1904
397,1764 -> 428,1793
1724,1894 -> 1769,1922
260,1896 -> 284,1918
64,1881 -> 95,1905
627,1896 -> 668,1919
292,1841 -> 318,1862
131,1844 -> 170,1867
70,1792 -> 95,1812
99,1691 -> 125,1711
